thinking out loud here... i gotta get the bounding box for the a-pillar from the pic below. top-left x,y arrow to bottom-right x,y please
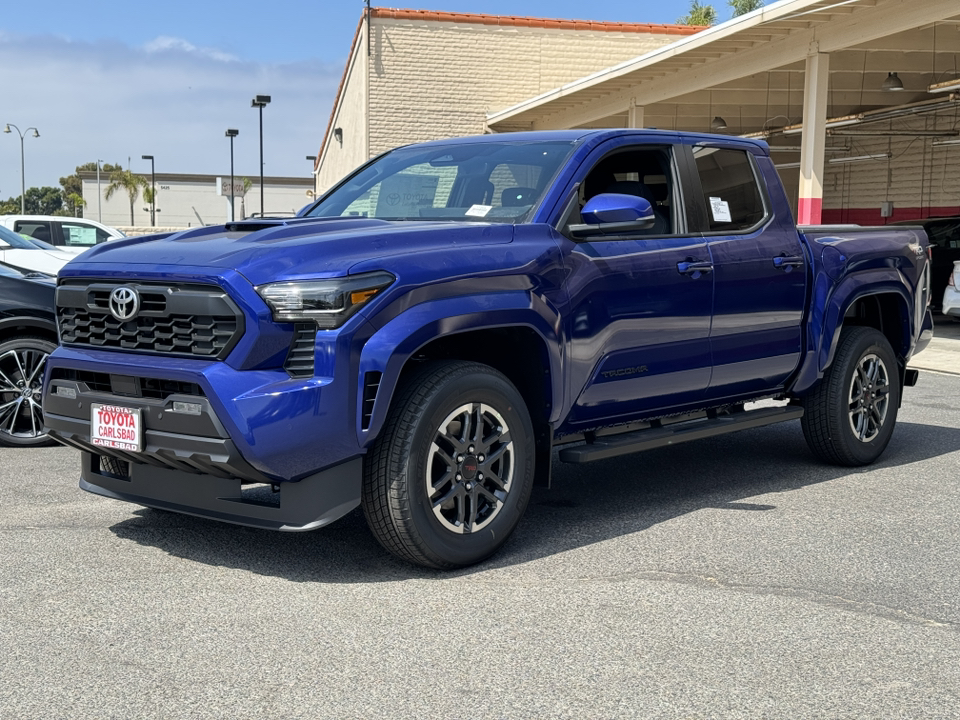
628,99 -> 644,128
798,50 -> 829,225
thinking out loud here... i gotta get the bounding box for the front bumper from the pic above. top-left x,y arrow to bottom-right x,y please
79,452 -> 361,531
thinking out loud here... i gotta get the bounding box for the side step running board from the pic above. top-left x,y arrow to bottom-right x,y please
558,406 -> 804,464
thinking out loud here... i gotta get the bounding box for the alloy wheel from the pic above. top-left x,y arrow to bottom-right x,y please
847,352 -> 890,443
426,402 -> 514,534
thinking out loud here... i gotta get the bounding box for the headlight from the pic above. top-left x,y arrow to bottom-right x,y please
255,271 -> 395,328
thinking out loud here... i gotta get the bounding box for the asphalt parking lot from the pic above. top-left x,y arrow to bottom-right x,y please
2,346 -> 959,718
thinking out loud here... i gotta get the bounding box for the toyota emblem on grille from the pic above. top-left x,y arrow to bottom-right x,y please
109,286 -> 140,322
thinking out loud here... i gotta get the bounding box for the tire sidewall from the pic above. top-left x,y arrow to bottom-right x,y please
829,328 -> 900,465
0,336 -> 57,448
401,368 -> 535,567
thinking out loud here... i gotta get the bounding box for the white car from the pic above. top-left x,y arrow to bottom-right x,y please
0,215 -> 124,255
944,261 -> 960,320
0,224 -> 74,275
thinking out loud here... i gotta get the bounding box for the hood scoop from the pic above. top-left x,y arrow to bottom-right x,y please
224,220 -> 290,233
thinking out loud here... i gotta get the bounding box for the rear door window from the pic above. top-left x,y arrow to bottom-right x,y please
13,220 -> 55,245
692,147 -> 767,232
61,222 -> 103,247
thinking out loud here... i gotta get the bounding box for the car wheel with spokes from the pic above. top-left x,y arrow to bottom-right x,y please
0,336 -> 57,448
362,360 -> 535,569
801,326 -> 900,466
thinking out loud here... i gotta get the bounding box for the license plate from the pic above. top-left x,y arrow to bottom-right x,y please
90,404 -> 143,452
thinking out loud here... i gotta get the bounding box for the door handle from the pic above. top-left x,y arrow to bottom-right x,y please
677,260 -> 714,277
773,255 -> 805,270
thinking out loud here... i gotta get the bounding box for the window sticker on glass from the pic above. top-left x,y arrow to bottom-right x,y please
709,197 -> 732,223
374,173 -> 439,218
64,225 -> 98,246
465,204 -> 492,218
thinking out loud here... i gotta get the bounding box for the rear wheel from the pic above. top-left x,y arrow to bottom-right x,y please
0,336 -> 57,448
801,326 -> 900,466
362,361 -> 535,569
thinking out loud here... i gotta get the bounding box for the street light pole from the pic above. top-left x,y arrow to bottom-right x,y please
96,160 -> 103,222
225,129 -> 239,221
3,123 -> 40,214
251,95 -> 271,216
141,155 -> 155,227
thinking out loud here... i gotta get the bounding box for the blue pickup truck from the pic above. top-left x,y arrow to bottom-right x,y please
43,130 -> 933,568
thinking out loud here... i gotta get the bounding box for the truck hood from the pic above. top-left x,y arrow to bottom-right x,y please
66,217 -> 515,285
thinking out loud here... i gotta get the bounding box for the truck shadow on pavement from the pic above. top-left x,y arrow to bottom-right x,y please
108,419 -> 960,582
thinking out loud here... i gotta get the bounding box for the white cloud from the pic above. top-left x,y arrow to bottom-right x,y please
0,32 -> 342,200
143,36 -> 240,63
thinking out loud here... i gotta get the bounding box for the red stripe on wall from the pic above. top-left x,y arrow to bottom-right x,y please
798,197 -> 823,225
822,206 -> 960,225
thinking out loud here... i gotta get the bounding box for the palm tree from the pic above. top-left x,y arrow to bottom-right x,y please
104,169 -> 147,225
678,0 -> 718,25
239,177 -> 253,219
729,0 -> 763,16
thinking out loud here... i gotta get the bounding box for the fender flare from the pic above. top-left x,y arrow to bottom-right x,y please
0,315 -> 58,338
818,268 -> 913,372
355,291 -> 563,445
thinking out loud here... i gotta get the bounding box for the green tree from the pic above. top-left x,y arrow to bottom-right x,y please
59,162 -> 123,218
65,193 -> 87,217
678,0 -> 717,25
0,187 -> 62,215
729,0 -> 763,16
104,168 -> 148,225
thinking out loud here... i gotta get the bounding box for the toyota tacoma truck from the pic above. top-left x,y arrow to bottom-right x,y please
43,130 -> 934,569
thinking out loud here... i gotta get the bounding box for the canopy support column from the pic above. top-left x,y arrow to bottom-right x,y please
798,50 -> 830,225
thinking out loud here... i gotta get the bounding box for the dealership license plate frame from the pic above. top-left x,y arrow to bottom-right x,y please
90,403 -> 143,452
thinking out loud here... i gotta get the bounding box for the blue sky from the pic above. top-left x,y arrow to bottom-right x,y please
0,0 -> 733,200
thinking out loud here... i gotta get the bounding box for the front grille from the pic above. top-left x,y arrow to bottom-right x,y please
57,281 -> 243,360
51,369 -> 205,400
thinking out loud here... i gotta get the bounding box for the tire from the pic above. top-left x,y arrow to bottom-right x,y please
801,326 -> 900,466
100,456 -> 130,477
0,336 -> 57,448
362,361 -> 536,569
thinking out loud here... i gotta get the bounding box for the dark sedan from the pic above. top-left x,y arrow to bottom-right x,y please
0,262 -> 57,446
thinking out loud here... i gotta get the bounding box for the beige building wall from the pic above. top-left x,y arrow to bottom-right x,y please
367,18 -> 687,157
317,21 -> 370,194
80,173 -> 314,229
314,10 -> 698,193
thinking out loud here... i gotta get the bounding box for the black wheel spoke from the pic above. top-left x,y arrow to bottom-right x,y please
427,401 -> 514,535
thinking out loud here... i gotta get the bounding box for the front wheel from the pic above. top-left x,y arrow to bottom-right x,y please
801,326 -> 900,466
0,336 -> 57,448
362,361 -> 535,569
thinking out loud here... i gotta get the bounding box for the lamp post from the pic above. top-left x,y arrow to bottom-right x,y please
225,129 -> 239,221
3,123 -> 40,214
96,159 -> 103,222
251,94 -> 271,216
141,154 -> 155,226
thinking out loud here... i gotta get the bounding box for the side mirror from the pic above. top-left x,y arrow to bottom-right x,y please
568,193 -> 656,239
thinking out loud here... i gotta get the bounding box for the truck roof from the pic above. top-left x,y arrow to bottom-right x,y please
408,129 -> 770,154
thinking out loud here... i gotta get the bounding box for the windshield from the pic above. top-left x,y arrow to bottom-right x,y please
306,140 -> 575,223
0,225 -> 53,250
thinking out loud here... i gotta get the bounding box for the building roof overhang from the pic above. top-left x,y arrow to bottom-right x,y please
487,0 -> 960,134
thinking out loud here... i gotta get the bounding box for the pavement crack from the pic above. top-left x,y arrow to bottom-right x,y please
597,569 -> 960,630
